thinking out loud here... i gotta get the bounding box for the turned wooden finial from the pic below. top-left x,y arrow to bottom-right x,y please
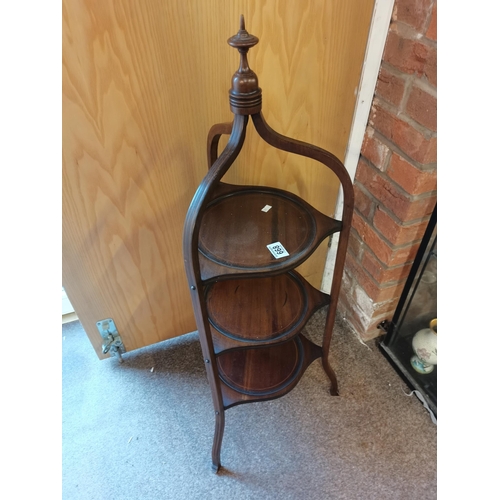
227,15 -> 262,115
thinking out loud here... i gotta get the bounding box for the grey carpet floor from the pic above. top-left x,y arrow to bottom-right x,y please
62,308 -> 437,500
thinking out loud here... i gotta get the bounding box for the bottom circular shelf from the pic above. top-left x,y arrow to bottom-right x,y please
217,334 -> 323,409
218,337 -> 303,397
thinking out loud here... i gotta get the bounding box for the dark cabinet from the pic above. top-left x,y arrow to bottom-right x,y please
379,206 -> 437,420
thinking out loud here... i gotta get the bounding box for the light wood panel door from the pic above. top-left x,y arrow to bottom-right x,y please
62,0 -> 374,359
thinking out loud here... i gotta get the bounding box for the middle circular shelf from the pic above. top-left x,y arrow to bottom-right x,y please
205,270 -> 330,353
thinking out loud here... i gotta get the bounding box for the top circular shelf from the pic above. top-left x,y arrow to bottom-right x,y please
197,185 -> 341,282
199,188 -> 314,269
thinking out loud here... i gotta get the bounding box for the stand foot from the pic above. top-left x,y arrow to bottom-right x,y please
329,383 -> 339,396
211,410 -> 225,473
322,357 -> 339,396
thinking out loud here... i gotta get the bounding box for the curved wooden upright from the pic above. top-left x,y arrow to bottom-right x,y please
183,16 -> 354,473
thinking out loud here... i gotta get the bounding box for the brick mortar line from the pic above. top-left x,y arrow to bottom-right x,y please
346,243 -> 408,291
421,0 -> 436,39
340,295 -> 395,325
363,243 -> 415,276
354,175 -> 434,228
379,61 -> 437,98
358,155 -> 437,204
373,97 -> 436,140
363,126 -> 393,171
380,59 -> 436,92
399,75 -> 415,116
347,226 -> 365,249
370,128 -> 437,172
374,97 -> 436,139
365,123 -> 437,171
353,181 -> 377,217
409,73 -> 437,98
369,133 -> 438,172
339,286 -> 399,332
390,19 -> 437,49
373,201 -> 432,230
347,243 -> 363,265
352,197 -> 430,253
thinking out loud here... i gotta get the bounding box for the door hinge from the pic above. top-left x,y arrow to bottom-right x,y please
96,318 -> 125,363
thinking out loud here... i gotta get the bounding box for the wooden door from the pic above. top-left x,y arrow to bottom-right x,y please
62,0 -> 374,359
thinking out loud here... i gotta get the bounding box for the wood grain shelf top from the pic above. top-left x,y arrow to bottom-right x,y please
206,270 -> 329,353
198,184 -> 342,282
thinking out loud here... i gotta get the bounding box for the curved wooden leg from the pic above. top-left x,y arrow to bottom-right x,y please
211,410 -> 225,473
322,307 -> 339,396
322,356 -> 339,396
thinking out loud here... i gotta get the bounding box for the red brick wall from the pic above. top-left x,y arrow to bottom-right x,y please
339,0 -> 437,340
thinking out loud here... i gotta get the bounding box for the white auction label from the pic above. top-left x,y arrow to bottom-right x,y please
261,205 -> 272,212
267,242 -> 290,259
